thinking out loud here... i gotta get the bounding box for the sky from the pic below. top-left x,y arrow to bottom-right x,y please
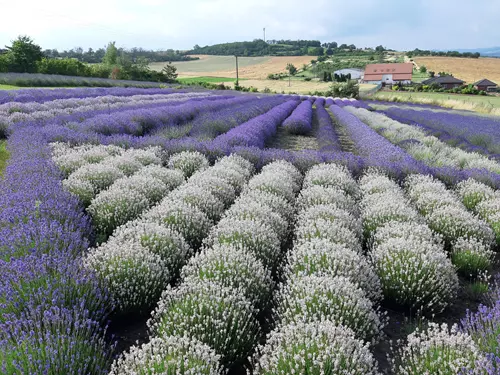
0,0 -> 498,52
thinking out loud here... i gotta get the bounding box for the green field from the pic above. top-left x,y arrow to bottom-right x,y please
0,141 -> 9,175
373,91 -> 500,114
150,56 -> 271,73
177,76 -> 244,84
0,84 -> 22,90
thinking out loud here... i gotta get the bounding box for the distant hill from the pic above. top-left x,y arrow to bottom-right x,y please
190,40 -> 325,57
455,47 -> 500,57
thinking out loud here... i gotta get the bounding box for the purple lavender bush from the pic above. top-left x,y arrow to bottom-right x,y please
282,100 -> 313,135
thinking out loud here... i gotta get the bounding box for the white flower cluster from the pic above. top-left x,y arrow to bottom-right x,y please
274,275 -> 383,341
457,178 -> 500,247
52,142 -> 161,177
251,321 -> 380,375
181,244 -> 274,308
303,163 -> 361,199
109,335 -> 224,375
148,282 -> 260,365
250,163 -> 382,373
168,184 -> 225,222
60,145 -> 162,205
405,174 -> 494,276
168,151 -> 209,178
85,154 -> 253,316
88,167 -> 185,238
362,171 -> 458,313
393,323 -> 488,375
285,238 -> 382,302
84,240 -> 169,314
348,107 -> 500,174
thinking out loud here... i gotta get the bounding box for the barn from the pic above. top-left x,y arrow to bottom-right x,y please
473,79 -> 497,92
362,63 -> 413,85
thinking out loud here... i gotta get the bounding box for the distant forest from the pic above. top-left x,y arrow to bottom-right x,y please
42,47 -> 198,63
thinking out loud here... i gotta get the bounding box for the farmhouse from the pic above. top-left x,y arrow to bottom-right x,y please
363,63 -> 413,85
422,76 -> 465,89
473,79 -> 497,92
334,68 -> 363,80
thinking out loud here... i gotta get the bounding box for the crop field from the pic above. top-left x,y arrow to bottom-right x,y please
413,56 -> 500,84
151,55 -> 316,79
2,86 -> 500,374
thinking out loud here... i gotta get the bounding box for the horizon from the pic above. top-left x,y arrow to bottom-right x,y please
0,0 -> 499,52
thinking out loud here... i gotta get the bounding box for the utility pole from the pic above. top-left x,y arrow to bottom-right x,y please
235,55 -> 239,87
263,27 -> 266,43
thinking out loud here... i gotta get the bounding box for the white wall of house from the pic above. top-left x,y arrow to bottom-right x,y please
334,69 -> 363,79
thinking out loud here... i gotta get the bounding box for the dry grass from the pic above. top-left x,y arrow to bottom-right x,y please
221,79 -> 331,94
152,55 -> 314,80
413,57 -> 500,84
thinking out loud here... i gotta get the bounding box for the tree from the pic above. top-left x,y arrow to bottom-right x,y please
161,62 -> 178,82
286,63 -> 297,87
429,71 -> 435,78
419,65 -> 427,73
326,48 -> 334,56
5,35 -> 43,73
103,41 -> 118,65
375,45 -> 385,52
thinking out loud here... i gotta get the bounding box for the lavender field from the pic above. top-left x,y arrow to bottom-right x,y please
2,86 -> 500,374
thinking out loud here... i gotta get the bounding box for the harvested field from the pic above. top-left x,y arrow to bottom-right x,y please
413,56 -> 500,84
151,55 -> 315,79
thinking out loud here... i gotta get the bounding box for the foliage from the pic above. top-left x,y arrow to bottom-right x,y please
3,36 -> 43,73
328,80 -> 360,98
161,62 -> 178,82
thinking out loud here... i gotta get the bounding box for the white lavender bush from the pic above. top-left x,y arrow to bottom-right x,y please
274,275 -> 383,341
148,282 -> 260,365
85,242 -> 169,314
456,179 -> 496,211
62,177 -> 95,207
109,335 -> 224,375
296,186 -> 357,215
69,163 -> 125,192
303,163 -> 360,198
135,165 -> 185,190
181,244 -> 274,307
205,218 -> 281,269
285,238 -> 382,302
142,199 -> 212,249
168,185 -> 225,222
168,151 -> 209,178
189,173 -> 236,208
393,323 -> 488,375
451,237 -> 494,277
251,321 -> 380,375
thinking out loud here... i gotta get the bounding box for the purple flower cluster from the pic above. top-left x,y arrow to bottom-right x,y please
314,99 -> 341,152
214,99 -> 299,148
282,100 -> 313,135
384,107 -> 500,156
329,104 -> 430,177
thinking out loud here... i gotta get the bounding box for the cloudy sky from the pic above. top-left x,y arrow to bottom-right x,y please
0,0 -> 498,51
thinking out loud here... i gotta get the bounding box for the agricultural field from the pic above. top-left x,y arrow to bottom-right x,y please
2,86 -> 500,374
413,56 -> 500,84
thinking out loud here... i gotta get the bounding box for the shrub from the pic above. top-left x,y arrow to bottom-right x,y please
189,173 -> 236,208
0,306 -> 113,375
135,165 -> 185,190
285,238 -> 382,302
148,282 -> 260,365
274,275 -> 383,341
451,237 -> 494,277
168,185 -> 225,222
247,173 -> 296,203
109,220 -> 191,277
296,186 -> 357,215
205,218 -> 281,269
142,200 -> 212,249
303,163 -> 360,198
456,179 -> 496,211
224,200 -> 289,240
476,198 -> 500,245
88,187 -> 150,238
168,151 -> 209,178
112,175 -> 170,204
62,177 -> 95,207
109,336 -> 223,375
393,323 -> 488,375
208,165 -> 248,194
251,321 -> 379,374
105,154 -> 143,176
85,241 -> 169,314
261,160 -> 302,189
68,163 -> 125,192
236,190 -> 294,224
181,244 -> 274,307
371,237 -> 458,314
461,302 -> 500,361
295,218 -> 363,253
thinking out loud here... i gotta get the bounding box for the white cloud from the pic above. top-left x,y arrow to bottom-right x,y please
0,0 -> 497,51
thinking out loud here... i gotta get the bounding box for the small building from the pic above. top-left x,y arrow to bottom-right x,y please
363,63 -> 413,85
422,76 -> 465,89
473,79 -> 497,92
334,68 -> 364,80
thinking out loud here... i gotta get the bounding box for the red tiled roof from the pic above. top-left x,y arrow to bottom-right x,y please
364,63 -> 413,81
